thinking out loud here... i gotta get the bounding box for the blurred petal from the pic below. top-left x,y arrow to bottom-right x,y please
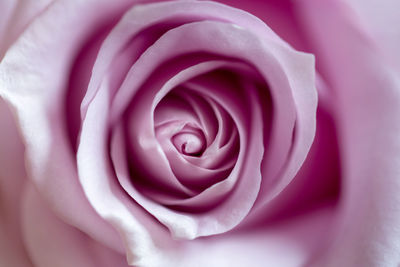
0,99 -> 32,267
175,205 -> 336,267
296,0 -> 400,265
346,0 -> 400,72
21,183 -> 130,267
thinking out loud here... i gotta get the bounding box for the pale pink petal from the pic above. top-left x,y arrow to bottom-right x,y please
174,205 -> 336,267
207,0 -> 308,50
77,77 -> 179,266
0,0 -> 136,255
346,0 -> 400,72
0,0 -> 54,58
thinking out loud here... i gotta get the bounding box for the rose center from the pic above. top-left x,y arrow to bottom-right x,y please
172,131 -> 205,156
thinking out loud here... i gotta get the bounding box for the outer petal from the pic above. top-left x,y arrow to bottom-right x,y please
0,0 -> 54,59
21,183 -> 130,267
206,0 -> 308,50
296,0 -> 400,266
171,204 -> 336,267
0,0 -> 136,255
0,99 -> 32,267
346,0 -> 400,72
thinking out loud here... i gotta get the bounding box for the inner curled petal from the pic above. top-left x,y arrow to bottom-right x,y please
173,131 -> 205,156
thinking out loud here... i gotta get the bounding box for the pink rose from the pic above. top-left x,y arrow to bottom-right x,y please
1,0 -> 399,266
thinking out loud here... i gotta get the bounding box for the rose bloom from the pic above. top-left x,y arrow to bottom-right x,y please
0,0 -> 399,266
